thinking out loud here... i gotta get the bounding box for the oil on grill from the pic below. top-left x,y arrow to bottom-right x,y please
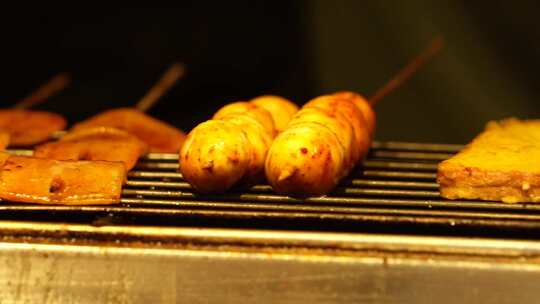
3,141 -> 540,238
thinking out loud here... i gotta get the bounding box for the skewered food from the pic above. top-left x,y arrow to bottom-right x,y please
180,101 -> 275,193
34,126 -> 148,171
71,108 -> 185,153
333,91 -> 376,135
305,94 -> 372,165
213,102 -> 277,136
265,93 -> 371,197
0,132 -> 9,150
179,96 -> 296,193
180,120 -> 257,192
0,110 -> 66,146
65,63 -> 186,153
438,118 -> 540,203
0,73 -> 70,147
0,152 -> 125,205
250,95 -> 300,133
66,63 -> 185,153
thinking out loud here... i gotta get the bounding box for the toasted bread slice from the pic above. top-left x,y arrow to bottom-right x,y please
438,118 -> 540,203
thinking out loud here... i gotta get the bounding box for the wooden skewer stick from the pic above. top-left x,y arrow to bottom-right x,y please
369,36 -> 444,106
14,73 -> 71,109
135,62 -> 186,112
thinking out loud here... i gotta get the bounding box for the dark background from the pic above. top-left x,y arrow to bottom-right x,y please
0,2 -> 538,143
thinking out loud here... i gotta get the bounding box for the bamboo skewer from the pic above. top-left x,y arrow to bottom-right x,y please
369,36 -> 444,106
13,73 -> 71,109
47,63 -> 186,141
135,62 -> 186,112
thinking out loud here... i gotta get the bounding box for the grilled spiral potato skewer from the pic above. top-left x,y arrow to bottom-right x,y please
265,92 -> 374,197
179,95 -> 298,193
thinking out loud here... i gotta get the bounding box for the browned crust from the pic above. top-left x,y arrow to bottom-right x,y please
438,161 -> 540,203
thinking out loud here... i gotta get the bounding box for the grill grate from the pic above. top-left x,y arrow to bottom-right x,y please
4,141 -> 540,238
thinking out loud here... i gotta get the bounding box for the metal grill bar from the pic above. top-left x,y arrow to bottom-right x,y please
125,179 -> 439,190
135,162 -> 179,170
361,161 -> 439,171
4,195 -> 539,213
361,170 -> 437,180
122,188 -> 441,199
370,151 -> 454,161
128,171 -> 183,179
133,160 -> 441,171
347,179 -> 439,189
4,205 -> 540,231
142,153 -> 179,161
127,170 -> 439,181
120,193 -> 540,211
370,141 -> 463,152
118,201 -> 540,221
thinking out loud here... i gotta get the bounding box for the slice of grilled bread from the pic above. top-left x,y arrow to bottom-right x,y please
438,118 -> 540,203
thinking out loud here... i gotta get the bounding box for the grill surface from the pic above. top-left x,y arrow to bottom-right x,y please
4,141 -> 540,239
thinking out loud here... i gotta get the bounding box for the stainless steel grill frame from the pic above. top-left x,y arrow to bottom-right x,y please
2,141 -> 540,303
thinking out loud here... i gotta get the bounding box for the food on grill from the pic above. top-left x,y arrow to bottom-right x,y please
0,73 -> 70,147
180,120 -> 257,192
180,96 -> 296,193
65,63 -> 185,153
0,110 -> 67,146
438,118 -> 540,203
250,95 -> 300,133
213,102 -> 276,136
34,126 -> 148,171
0,152 -> 125,205
0,132 -> 9,150
305,93 -> 372,165
333,91 -> 376,135
71,108 -> 185,153
265,92 -> 372,196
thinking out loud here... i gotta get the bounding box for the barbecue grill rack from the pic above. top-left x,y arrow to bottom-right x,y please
4,141 -> 540,239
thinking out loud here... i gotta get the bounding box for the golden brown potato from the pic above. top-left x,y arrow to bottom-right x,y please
34,127 -> 148,171
333,91 -> 376,136
305,95 -> 371,163
289,107 -> 356,170
211,101 -> 250,118
213,102 -> 276,137
0,152 -> 125,205
265,94 -> 372,197
71,108 -> 185,153
265,122 -> 345,196
180,96 -> 296,193
250,95 -> 299,133
218,113 -> 273,184
0,110 -> 66,146
179,120 -> 252,193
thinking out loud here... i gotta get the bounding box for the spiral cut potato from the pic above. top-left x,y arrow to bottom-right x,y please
179,95 -> 298,193
265,92 -> 375,197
